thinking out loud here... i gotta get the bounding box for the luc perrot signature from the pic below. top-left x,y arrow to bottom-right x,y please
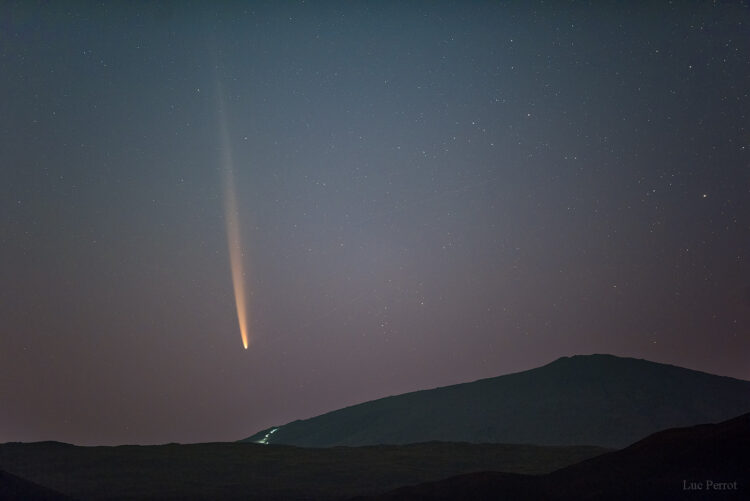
683,480 -> 739,491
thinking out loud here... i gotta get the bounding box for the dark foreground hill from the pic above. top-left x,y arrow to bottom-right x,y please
244,354 -> 750,448
0,469 -> 72,501
0,441 -> 606,501
365,412 -> 750,500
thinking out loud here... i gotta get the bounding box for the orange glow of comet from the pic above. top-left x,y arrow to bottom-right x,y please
217,81 -> 250,349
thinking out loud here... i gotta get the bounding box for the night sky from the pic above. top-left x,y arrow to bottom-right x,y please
1,1 -> 749,446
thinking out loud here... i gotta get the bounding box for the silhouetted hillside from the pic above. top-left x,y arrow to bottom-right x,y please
0,468 -> 72,501
365,412 -> 750,500
244,354 -> 750,448
0,441 -> 605,500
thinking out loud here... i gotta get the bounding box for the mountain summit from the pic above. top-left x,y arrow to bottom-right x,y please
243,354 -> 750,448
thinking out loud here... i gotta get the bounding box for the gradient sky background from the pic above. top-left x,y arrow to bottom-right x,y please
1,1 -> 749,446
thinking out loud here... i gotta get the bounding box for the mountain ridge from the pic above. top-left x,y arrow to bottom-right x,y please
0,441 -> 608,500
364,411 -> 750,500
243,354 -> 750,448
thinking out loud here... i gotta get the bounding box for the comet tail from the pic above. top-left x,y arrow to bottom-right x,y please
217,82 -> 250,349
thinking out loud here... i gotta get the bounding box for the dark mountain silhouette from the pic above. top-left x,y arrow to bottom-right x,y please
0,441 -> 605,500
5,412 -> 742,500
243,354 -> 750,448
0,468 -> 72,501
364,412 -> 750,500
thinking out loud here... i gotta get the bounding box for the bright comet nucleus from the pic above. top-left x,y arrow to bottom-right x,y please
216,79 -> 251,350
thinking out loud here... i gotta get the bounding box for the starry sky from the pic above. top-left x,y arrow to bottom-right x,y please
1,1 -> 749,446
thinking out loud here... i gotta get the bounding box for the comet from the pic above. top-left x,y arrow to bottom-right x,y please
216,79 -> 251,350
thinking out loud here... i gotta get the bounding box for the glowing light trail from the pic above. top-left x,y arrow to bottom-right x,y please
256,427 -> 279,445
216,80 -> 251,349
